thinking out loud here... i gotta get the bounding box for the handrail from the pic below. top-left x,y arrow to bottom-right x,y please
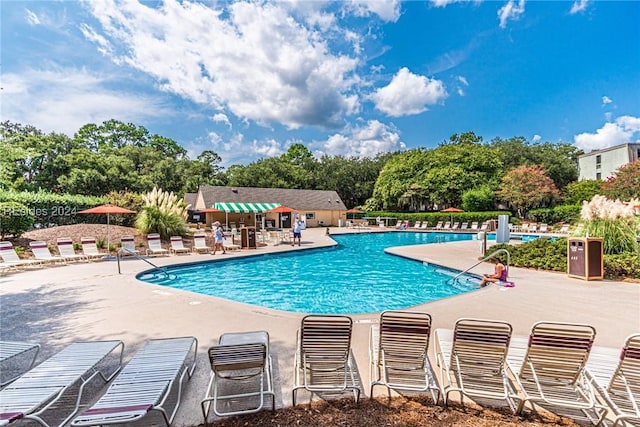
450,248 -> 511,285
116,248 -> 171,278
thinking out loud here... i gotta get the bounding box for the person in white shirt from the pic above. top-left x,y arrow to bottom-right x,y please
292,219 -> 302,246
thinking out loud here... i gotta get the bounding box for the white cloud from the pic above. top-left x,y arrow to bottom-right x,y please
430,0 -> 471,7
532,134 -> 541,143
345,0 -> 401,22
320,120 -> 405,157
212,113 -> 231,128
570,0 -> 589,15
498,0 -> 525,29
456,75 -> 469,96
574,115 -> 640,152
25,9 -> 41,25
601,96 -> 613,106
82,0 -> 367,130
370,67 -> 447,117
0,68 -> 170,136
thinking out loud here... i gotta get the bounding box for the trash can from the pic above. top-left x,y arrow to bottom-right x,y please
568,238 -> 604,280
240,226 -> 257,249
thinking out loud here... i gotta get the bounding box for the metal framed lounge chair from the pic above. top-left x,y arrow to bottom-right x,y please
192,232 -> 211,254
443,222 -> 451,230
435,318 -> 519,411
558,224 -> 570,234
420,222 -> 429,229
71,337 -> 197,427
56,238 -> 88,262
586,333 -> 640,427
470,222 -> 479,230
507,321 -> 607,425
201,331 -> 274,423
146,233 -> 169,256
539,223 -> 549,233
169,236 -> 191,255
29,241 -> 66,265
369,311 -> 440,402
451,222 -> 460,230
0,242 -> 42,270
119,236 -> 139,256
479,221 -> 489,231
80,237 -> 105,260
0,342 -> 40,387
292,315 -> 361,405
460,222 -> 469,230
0,340 -> 123,427
413,221 -> 422,229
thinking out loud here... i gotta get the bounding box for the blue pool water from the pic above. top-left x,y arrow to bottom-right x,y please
137,232 -> 478,314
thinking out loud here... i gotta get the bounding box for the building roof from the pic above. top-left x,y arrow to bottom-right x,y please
198,186 -> 347,211
184,192 -> 197,210
578,142 -> 640,158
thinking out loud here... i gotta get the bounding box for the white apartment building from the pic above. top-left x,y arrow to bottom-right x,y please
578,143 -> 640,181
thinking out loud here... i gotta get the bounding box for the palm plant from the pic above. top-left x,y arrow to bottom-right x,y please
135,187 -> 190,240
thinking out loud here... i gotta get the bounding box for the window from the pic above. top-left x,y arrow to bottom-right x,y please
595,154 -> 601,169
305,212 -> 315,220
596,172 -> 601,180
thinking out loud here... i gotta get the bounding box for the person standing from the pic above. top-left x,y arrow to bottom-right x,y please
212,221 -> 226,254
292,218 -> 302,246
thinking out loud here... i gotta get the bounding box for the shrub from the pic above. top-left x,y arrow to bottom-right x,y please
490,238 -> 568,272
604,253 -> 640,280
529,205 -> 581,224
0,201 -> 34,239
577,195 -> 639,255
462,186 -> 494,212
136,187 -> 189,240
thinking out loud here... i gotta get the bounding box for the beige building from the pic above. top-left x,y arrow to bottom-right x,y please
578,143 -> 640,181
188,185 -> 347,229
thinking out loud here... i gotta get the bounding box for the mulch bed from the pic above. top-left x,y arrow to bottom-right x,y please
204,397 -> 580,426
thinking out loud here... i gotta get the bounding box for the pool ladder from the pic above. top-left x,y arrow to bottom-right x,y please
448,248 -> 511,288
116,248 -> 172,278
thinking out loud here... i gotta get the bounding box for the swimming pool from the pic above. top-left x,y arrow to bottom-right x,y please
137,232 -> 478,314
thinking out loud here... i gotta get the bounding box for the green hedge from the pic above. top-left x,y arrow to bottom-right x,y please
0,201 -> 34,238
489,238 -> 640,280
0,190 -> 106,226
365,211 -> 512,227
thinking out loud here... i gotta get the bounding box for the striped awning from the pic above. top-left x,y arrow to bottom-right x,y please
213,202 -> 281,213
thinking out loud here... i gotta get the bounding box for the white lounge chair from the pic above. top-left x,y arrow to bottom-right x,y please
29,241 -> 66,264
146,233 -> 168,256
435,318 -> 519,411
0,340 -> 123,426
586,333 -> 640,427
0,341 -> 40,387
420,222 -> 429,229
56,238 -> 88,262
0,242 -> 42,270
119,235 -> 139,256
507,321 -> 607,424
413,221 -> 422,229
71,337 -> 197,427
192,232 -> 211,254
201,331 -> 274,422
370,311 -> 440,402
293,315 -> 361,405
80,237 -> 105,260
169,236 -> 191,255
470,222 -> 479,230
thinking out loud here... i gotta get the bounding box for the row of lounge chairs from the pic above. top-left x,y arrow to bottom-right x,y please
405,221 -> 490,231
0,232 -> 245,272
2,315 -> 638,426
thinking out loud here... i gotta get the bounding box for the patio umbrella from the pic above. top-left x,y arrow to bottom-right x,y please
78,204 -> 135,255
440,207 -> 464,223
346,207 -> 363,220
267,205 -> 296,228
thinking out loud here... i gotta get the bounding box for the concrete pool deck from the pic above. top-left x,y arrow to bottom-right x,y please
1,226 -> 639,426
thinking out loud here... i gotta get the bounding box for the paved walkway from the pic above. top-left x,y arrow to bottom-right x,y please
1,227 -> 638,426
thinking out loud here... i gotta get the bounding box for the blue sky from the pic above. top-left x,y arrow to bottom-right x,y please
2,0 -> 639,167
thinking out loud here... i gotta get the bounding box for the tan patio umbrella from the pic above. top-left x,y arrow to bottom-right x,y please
78,204 -> 135,254
346,207 -> 363,220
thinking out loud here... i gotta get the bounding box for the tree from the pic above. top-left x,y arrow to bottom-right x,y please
496,165 -> 561,217
462,186 -> 495,212
490,137 -> 581,191
563,180 -> 603,205
602,160 -> 640,200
